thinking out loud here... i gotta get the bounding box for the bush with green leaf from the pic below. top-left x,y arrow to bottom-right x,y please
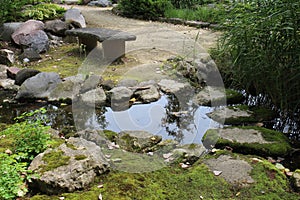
117,0 -> 172,19
1,108 -> 50,161
0,153 -> 30,200
214,0 -> 300,112
21,3 -> 66,21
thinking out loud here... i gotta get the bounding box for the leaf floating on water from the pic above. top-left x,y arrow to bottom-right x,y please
213,170 -> 222,176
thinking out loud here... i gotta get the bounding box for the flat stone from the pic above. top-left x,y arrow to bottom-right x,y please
158,79 -> 191,94
0,49 -> 14,65
204,155 -> 254,187
203,126 -> 292,156
193,86 -> 226,106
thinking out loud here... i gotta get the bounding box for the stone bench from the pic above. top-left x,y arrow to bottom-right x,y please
65,28 -> 136,60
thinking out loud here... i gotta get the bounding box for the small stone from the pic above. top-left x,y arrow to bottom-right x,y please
97,184 -> 103,188
59,197 -> 65,200
163,153 -> 173,159
275,163 -> 285,171
147,152 -> 154,156
5,149 -> 12,155
251,158 -> 263,163
213,170 -> 222,176
180,163 -> 190,169
112,158 -> 122,163
98,193 -> 103,200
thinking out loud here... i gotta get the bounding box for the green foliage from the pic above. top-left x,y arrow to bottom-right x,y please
170,0 -> 217,9
0,0 -> 51,24
117,0 -> 172,19
1,108 -> 50,161
164,4 -> 226,24
0,153 -> 29,200
21,3 -> 66,21
214,0 -> 300,111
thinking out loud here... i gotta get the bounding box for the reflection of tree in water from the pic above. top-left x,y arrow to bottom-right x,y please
162,93 -> 198,143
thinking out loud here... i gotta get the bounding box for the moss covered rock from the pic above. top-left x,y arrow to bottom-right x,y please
203,126 -> 292,157
207,105 -> 276,125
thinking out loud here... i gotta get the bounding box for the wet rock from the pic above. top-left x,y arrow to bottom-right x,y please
64,8 -> 86,28
117,79 -> 138,87
16,72 -> 62,100
101,79 -> 114,90
45,19 -> 69,36
80,88 -> 107,107
207,105 -> 276,125
108,86 -> 133,111
12,20 -> 45,45
88,0 -> 112,7
204,155 -> 254,187
19,48 -> 41,62
116,130 -> 162,153
291,170 -> 300,192
48,79 -> 82,103
0,49 -> 14,65
135,85 -> 160,103
28,137 -> 109,194
0,22 -> 24,41
172,143 -> 206,164
6,67 -> 20,79
193,86 -> 225,106
203,126 -> 292,156
15,69 -> 41,86
80,74 -> 103,93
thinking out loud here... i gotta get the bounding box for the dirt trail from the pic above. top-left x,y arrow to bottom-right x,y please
62,5 -> 221,81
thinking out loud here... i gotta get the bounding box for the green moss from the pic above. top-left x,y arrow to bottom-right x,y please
103,130 -> 118,142
74,154 -> 87,160
203,126 -> 292,156
225,89 -> 245,104
66,143 -> 77,150
40,150 -> 70,173
15,44 -> 85,78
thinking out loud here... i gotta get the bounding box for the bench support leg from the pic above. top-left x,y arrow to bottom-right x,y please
79,37 -> 97,51
102,39 -> 125,61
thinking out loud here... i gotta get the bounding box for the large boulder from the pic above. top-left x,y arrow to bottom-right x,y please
116,130 -> 162,153
15,72 -> 62,100
18,30 -> 49,53
203,126 -> 292,157
15,68 -> 41,86
45,19 -> 68,36
0,49 -> 14,65
0,22 -> 24,41
28,137 -> 110,194
11,20 -> 44,45
64,8 -> 86,28
79,74 -> 102,93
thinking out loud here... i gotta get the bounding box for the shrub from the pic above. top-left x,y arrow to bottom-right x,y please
1,108 -> 50,161
214,0 -> 300,112
117,0 -> 172,19
0,153 -> 29,200
21,3 -> 66,21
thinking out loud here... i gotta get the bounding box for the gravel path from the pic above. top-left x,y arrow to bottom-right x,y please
63,5 -> 221,81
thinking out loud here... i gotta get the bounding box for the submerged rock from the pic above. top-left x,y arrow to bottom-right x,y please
28,137 -> 109,194
203,126 -> 292,156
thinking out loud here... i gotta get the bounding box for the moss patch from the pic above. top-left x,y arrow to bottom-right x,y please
102,130 -> 118,142
74,154 -> 87,161
203,126 -> 292,156
40,150 -> 70,173
15,43 -> 85,78
28,153 -> 299,199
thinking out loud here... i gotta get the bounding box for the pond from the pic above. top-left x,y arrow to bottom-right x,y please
0,90 -> 221,144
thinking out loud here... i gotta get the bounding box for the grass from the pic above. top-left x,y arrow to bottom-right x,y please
164,5 -> 226,24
